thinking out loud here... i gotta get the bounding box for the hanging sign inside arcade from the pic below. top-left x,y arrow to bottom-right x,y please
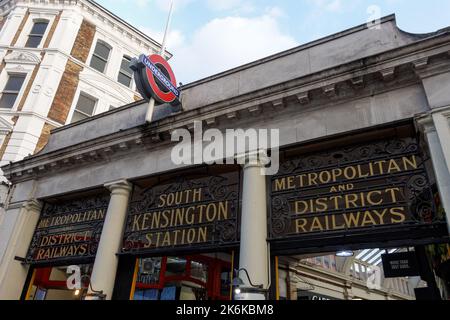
121,172 -> 240,255
130,54 -> 180,105
269,136 -> 441,242
26,195 -> 109,265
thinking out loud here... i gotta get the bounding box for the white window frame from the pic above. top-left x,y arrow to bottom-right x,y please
15,11 -> 57,49
24,18 -> 50,49
0,70 -> 32,111
88,38 -> 113,75
117,55 -> 133,88
68,91 -> 98,124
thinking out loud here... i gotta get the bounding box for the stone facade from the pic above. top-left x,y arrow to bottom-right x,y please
0,15 -> 448,300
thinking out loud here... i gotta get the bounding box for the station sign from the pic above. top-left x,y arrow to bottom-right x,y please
268,136 -> 446,248
26,195 -> 109,265
130,54 -> 180,105
121,171 -> 240,255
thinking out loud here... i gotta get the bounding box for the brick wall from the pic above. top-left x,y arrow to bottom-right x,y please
0,133 -> 12,160
0,16 -> 6,31
47,60 -> 83,124
46,19 -> 96,124
43,11 -> 61,49
10,10 -> 30,46
34,123 -> 56,154
70,19 -> 96,63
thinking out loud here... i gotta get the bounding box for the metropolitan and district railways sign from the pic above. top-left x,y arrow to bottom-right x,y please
269,137 -> 441,241
26,195 -> 109,265
121,172 -> 240,254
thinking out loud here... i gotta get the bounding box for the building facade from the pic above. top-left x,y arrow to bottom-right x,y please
0,15 -> 449,300
0,0 -> 164,206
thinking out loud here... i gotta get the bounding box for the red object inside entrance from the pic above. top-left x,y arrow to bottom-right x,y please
135,255 -> 231,301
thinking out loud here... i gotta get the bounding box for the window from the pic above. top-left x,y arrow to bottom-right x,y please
25,21 -> 49,48
118,55 -> 133,87
71,93 -> 97,123
0,74 -> 26,109
90,41 -> 111,73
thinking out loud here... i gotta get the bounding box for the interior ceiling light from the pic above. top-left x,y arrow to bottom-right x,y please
336,250 -> 354,257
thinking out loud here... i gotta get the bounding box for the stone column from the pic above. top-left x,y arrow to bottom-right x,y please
432,109 -> 450,179
87,180 -> 132,300
237,152 -> 269,300
0,199 -> 42,299
417,115 -> 450,233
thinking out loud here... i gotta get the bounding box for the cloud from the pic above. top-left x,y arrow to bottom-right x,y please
167,8 -> 298,83
309,0 -> 343,12
206,0 -> 242,11
155,0 -> 196,11
139,26 -> 185,49
205,0 -> 255,13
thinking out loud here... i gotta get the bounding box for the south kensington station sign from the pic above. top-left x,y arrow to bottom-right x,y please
122,171 -> 240,255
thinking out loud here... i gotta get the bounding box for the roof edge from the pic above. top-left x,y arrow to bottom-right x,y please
180,14 -> 397,90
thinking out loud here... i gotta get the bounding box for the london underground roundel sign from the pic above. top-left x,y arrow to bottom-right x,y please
130,54 -> 180,104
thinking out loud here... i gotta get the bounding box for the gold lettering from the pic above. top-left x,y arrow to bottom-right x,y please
296,219 -> 307,233
274,178 -> 286,192
385,188 -> 401,203
287,176 -> 295,189
310,218 -> 324,232
367,191 -> 383,206
295,201 -> 309,215
390,207 -> 407,223
403,156 -> 418,171
388,159 -> 402,174
345,193 -> 359,209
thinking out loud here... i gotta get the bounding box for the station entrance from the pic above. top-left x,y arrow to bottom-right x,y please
269,122 -> 450,300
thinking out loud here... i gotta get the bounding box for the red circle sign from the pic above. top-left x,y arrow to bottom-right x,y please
145,54 -> 177,103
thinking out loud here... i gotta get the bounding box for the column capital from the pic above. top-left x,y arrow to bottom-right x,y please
415,113 -> 436,134
104,179 -> 132,194
236,150 -> 270,169
22,199 -> 43,213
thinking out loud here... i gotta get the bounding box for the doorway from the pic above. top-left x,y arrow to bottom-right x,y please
275,246 -> 445,300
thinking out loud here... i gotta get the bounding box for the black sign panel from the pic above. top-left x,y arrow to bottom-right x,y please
269,136 -> 445,249
297,291 -> 340,300
26,195 -> 109,265
121,171 -> 240,256
382,252 -> 420,278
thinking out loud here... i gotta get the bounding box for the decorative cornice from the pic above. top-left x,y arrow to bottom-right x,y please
4,50 -> 41,65
0,0 -> 165,55
0,115 -> 13,132
0,110 -> 63,129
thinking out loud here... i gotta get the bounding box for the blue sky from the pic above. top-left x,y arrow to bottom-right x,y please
98,0 -> 450,84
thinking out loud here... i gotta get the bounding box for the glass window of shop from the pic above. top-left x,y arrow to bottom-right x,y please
25,264 -> 93,300
132,254 -> 232,301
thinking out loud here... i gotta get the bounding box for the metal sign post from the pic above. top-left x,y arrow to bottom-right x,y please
145,0 -> 174,123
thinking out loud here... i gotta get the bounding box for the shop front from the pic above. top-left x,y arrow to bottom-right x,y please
1,15 -> 450,300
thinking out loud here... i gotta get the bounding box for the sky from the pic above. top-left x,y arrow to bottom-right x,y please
97,0 -> 450,84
